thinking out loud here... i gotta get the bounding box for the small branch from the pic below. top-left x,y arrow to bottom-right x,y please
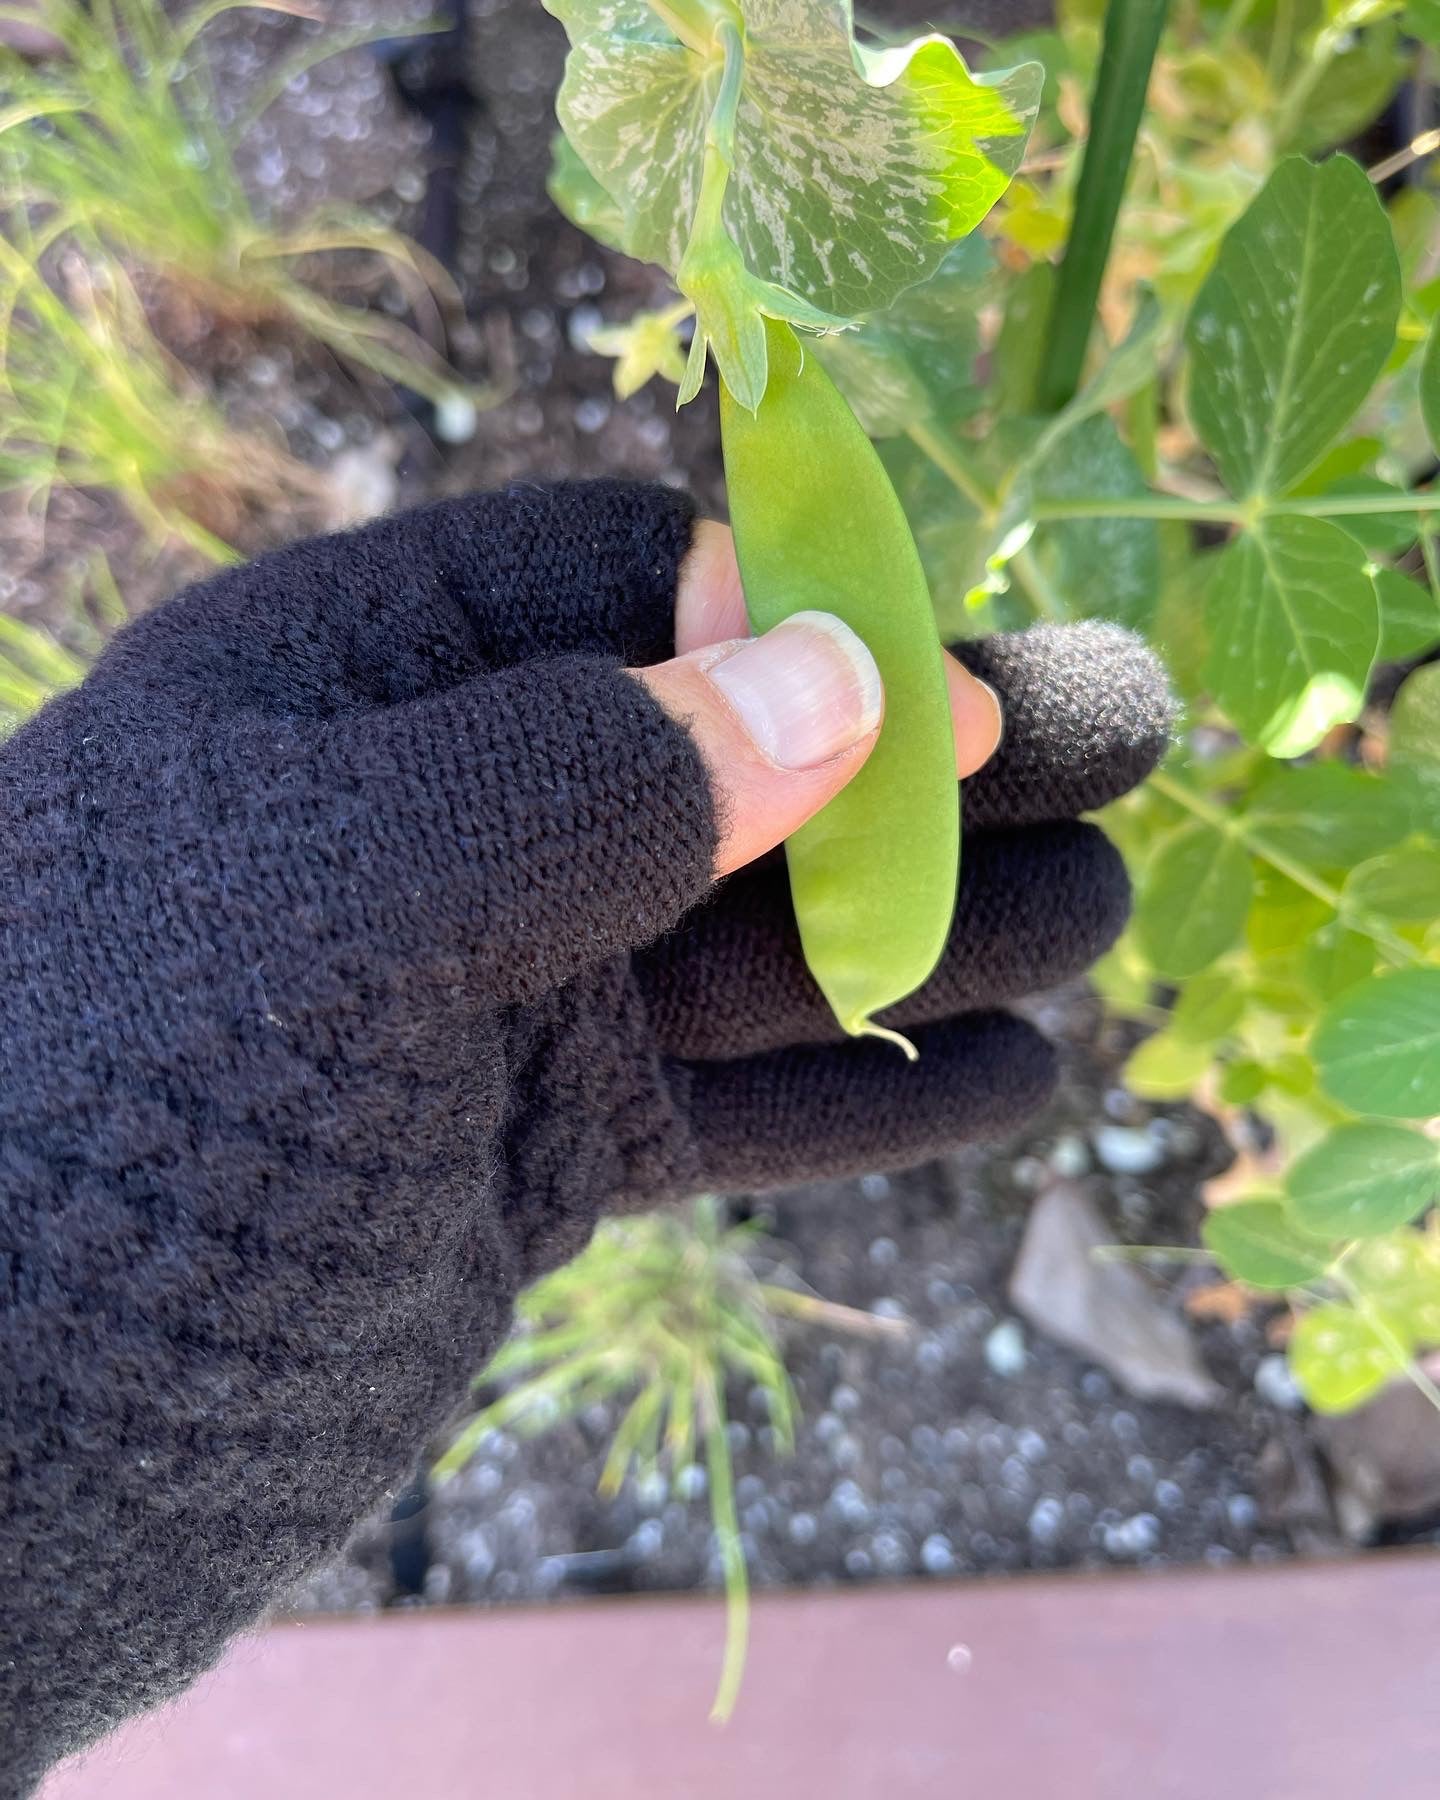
1149,769 -> 1426,969
905,419 -> 994,517
1033,490 -> 1440,523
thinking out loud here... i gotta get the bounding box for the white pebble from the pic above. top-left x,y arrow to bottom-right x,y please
1093,1125 -> 1166,1175
1103,1512 -> 1161,1558
1027,1497 -> 1065,1544
984,1319 -> 1027,1376
1254,1353 -> 1304,1411
921,1533 -> 955,1574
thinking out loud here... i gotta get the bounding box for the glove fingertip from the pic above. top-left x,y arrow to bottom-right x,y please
954,622 -> 1176,828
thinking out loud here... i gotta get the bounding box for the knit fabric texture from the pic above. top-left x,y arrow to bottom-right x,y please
0,481 -> 1172,1795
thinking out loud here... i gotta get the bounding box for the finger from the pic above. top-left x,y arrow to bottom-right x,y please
675,518 -> 749,653
633,611 -> 885,877
954,622 -> 1174,827
678,520 -> 1004,779
90,481 -> 699,723
195,654 -> 721,1007
679,1012 -> 1057,1192
640,822 -> 1128,1059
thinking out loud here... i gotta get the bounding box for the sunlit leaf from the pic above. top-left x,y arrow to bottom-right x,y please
1349,1231 -> 1440,1345
1205,515 -> 1377,756
1124,1028 -> 1215,1099
1186,155 -> 1401,499
1290,1302 -> 1410,1413
547,0 -> 1042,407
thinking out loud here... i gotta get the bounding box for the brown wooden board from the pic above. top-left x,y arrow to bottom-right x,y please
41,1555 -> 1440,1799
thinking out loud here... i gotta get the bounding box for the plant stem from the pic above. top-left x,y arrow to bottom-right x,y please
905,419 -> 994,516
1032,491 -> 1440,523
1422,527 -> 1440,606
1216,0 -> 1260,46
1011,545 -> 1068,622
645,0 -> 725,54
1149,769 -> 1427,968
704,1397 -> 748,1723
1034,494 -> 1243,523
1034,0 -> 1170,413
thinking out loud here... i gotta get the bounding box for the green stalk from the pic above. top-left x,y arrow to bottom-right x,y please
1034,0 -> 1170,414
703,1388 -> 749,1723
1148,769 -> 1426,969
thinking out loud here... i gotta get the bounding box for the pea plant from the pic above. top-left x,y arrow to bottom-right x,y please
544,0 -> 1440,1414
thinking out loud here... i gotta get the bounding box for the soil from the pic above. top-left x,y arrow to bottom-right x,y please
5,0 -> 1433,1630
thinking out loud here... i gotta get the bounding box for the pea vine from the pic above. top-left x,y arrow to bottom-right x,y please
545,0 -> 1440,1418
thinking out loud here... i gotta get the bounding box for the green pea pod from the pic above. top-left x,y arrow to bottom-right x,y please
720,318 -> 960,1056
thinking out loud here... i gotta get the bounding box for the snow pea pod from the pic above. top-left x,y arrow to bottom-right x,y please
719,318 -> 960,1055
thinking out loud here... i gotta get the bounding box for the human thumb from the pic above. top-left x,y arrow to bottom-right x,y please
630,612 -> 884,878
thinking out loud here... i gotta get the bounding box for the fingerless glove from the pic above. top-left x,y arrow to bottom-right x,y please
0,481 -> 1171,1794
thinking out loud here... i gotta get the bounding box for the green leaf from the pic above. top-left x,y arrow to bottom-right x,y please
1242,760 -> 1416,866
1406,0 -> 1440,44
1343,847 -> 1440,921
1220,1058 -> 1268,1105
1302,923 -> 1376,1002
1288,1123 -> 1439,1238
1247,869 -> 1331,956
1150,543 -> 1216,700
1374,568 -> 1440,664
1313,968 -> 1440,1118
1284,21 -> 1407,157
1170,967 -> 1246,1045
547,133 -> 630,252
1028,414 -> 1160,631
1203,1200 -> 1334,1289
1134,821 -> 1254,979
1031,287 -> 1164,461
1205,516 -> 1378,757
1391,663 -> 1440,785
547,0 -> 1041,314
1349,1232 -> 1440,1345
878,439 -> 994,638
994,260 -> 1054,415
1290,1303 -> 1410,1413
1124,1028 -> 1214,1100
1423,301 -> 1440,460
1325,478 -> 1422,557
815,238 -> 992,437
1185,155 -> 1401,499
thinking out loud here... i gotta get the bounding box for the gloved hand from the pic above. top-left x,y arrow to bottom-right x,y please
0,480 -> 1170,1796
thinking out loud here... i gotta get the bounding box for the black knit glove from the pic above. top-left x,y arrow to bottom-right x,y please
0,480 -> 1169,1795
